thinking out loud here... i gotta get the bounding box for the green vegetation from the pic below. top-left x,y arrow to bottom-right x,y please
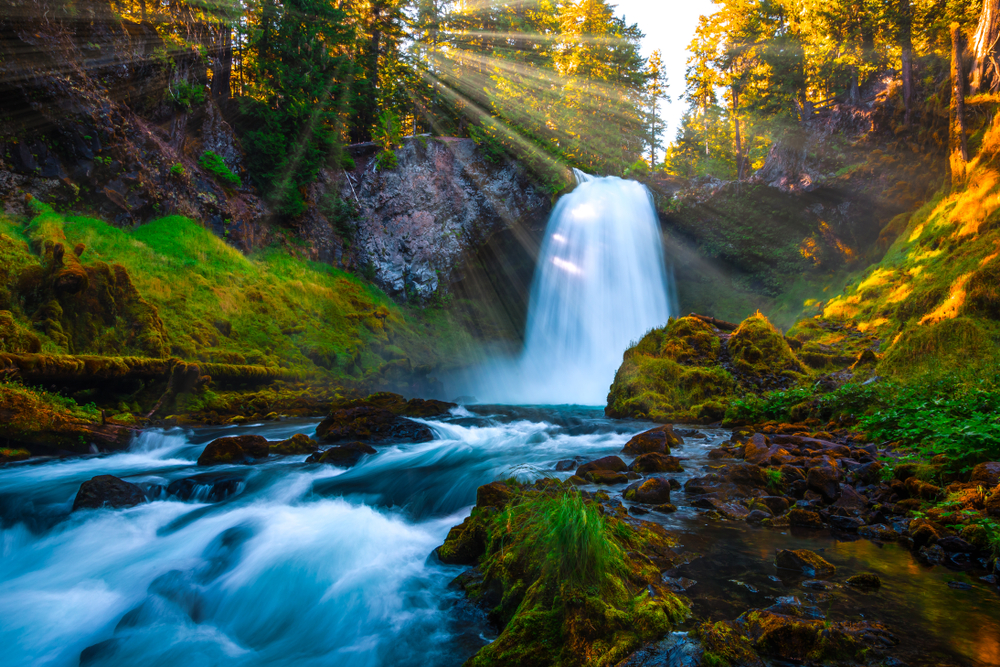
451,483 -> 688,667
169,163 -> 185,178
373,110 -> 402,170
198,151 -> 240,188
168,81 -> 206,110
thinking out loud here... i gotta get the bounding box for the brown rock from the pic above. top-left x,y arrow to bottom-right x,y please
628,452 -> 684,473
197,435 -> 270,466
775,549 -> 836,576
73,475 -> 146,511
806,467 -> 841,503
832,484 -> 868,510
971,462 -> 1000,488
270,433 -> 319,455
586,470 -> 630,485
858,524 -> 899,541
623,477 -> 672,504
306,442 -> 377,467
759,496 -> 790,515
787,509 -> 823,528
576,456 -> 627,477
986,485 -> 1000,517
905,477 -> 941,500
621,425 -> 680,455
316,406 -> 433,443
846,573 -> 881,590
707,447 -> 736,459
476,481 -> 514,508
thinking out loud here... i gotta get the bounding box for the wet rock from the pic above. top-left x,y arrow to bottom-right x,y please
651,503 -> 677,514
707,447 -> 736,459
936,536 -> 974,553
436,512 -> 487,565
846,573 -> 882,590
853,460 -> 884,484
919,544 -> 947,564
629,452 -> 684,473
623,477 -> 672,504
947,580 -> 973,590
858,524 -> 899,541
787,509 -> 823,528
718,462 -> 771,488
971,462 -> 1000,487
801,579 -> 838,590
166,472 -> 247,502
832,483 -> 868,510
986,484 -> 1000,517
668,478 -> 682,490
316,406 -> 434,443
806,466 -> 841,502
554,459 -> 576,471
576,455 -> 627,477
73,475 -> 146,510
692,497 -> 750,520
661,576 -> 697,592
615,632 -> 705,667
586,470 -> 630,485
775,549 -> 836,576
269,433 -> 319,455
909,518 -> 940,547
829,515 -> 865,531
621,425 -> 680,456
747,509 -> 772,523
476,481 -> 514,508
759,496 -> 790,515
306,442 -> 377,467
905,477 -> 940,500
197,435 -> 270,466
766,596 -> 825,619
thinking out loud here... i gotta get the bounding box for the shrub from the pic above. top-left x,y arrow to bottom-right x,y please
169,163 -> 185,178
169,81 -> 206,110
373,109 -> 402,170
198,151 -> 240,188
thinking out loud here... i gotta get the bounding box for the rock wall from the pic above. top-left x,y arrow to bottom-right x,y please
342,138 -> 550,302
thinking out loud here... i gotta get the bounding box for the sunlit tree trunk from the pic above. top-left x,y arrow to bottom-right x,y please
951,23 -> 969,184
899,0 -> 914,125
971,0 -> 1000,94
733,87 -> 744,180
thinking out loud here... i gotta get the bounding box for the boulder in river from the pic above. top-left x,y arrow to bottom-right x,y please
166,472 -> 248,502
197,435 -> 270,466
270,434 -> 319,455
986,484 -> 1000,517
774,549 -> 836,576
628,452 -> 684,473
315,406 -> 433,443
623,477 -> 672,504
575,455 -> 627,477
787,508 -> 823,528
306,442 -> 377,467
73,475 -> 146,510
806,466 -> 841,502
621,425 -> 681,456
846,573 -> 882,590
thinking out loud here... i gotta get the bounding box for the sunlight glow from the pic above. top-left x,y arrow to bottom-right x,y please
552,257 -> 583,275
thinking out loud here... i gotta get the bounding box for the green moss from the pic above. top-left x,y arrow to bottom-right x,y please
728,312 -> 805,378
459,486 -> 688,667
198,151 -> 240,187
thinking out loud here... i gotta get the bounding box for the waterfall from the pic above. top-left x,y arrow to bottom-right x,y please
461,171 -> 674,405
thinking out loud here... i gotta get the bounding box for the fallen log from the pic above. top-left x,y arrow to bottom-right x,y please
688,313 -> 740,331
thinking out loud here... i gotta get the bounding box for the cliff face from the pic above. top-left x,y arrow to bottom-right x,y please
335,138 -> 550,303
0,0 -> 268,247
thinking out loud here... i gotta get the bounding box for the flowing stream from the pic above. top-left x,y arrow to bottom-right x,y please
452,171 -> 673,405
1,412 -> 998,667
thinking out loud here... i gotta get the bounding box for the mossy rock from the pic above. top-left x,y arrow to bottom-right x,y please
0,310 -> 41,353
270,433 -> 319,455
728,312 -> 806,379
774,549 -> 835,576
305,441 -> 376,467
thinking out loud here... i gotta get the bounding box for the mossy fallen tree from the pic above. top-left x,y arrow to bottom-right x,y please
439,480 -> 688,667
0,352 -> 301,387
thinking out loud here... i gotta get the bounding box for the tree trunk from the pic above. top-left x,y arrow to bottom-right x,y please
212,24 -> 233,101
899,0 -> 914,125
971,0 -> 1000,94
733,88 -> 744,181
951,23 -> 970,184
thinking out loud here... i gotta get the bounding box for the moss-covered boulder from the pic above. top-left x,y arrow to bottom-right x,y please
628,453 -> 683,474
315,406 -> 433,443
443,481 -> 688,666
197,435 -> 270,465
270,433 -> 319,455
305,441 -> 376,467
621,425 -> 681,455
774,549 -> 835,576
606,313 -> 813,423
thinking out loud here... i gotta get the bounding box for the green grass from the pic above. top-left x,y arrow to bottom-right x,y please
2,208 -> 475,385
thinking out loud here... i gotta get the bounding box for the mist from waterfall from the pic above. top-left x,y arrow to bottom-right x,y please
457,171 -> 674,405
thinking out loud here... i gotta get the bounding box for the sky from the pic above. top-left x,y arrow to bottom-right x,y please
614,0 -> 717,143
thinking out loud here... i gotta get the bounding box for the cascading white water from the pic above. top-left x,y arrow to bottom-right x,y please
463,170 -> 673,405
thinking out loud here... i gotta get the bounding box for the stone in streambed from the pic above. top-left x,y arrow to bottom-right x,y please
787,509 -> 823,528
197,435 -> 270,466
806,466 -> 841,503
775,549 -> 836,576
306,442 -> 377,467
623,477 -> 672,504
628,452 -> 684,473
576,456 -> 627,477
73,475 -> 146,510
586,470 -> 630,484
986,484 -> 1000,517
846,573 -> 881,590
621,425 -> 681,456
270,433 -> 319,455
477,481 -> 515,508
316,406 -> 433,444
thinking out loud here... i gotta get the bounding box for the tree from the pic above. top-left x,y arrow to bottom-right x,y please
645,49 -> 668,165
970,0 -> 1000,94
